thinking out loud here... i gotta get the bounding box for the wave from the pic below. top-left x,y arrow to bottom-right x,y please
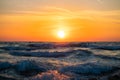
0,62 -> 13,70
15,60 -> 46,76
60,62 -> 120,75
9,50 -> 73,58
30,70 -> 70,80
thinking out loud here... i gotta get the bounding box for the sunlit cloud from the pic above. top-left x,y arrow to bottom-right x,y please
97,0 -> 102,3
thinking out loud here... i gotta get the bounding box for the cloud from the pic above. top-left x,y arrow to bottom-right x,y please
0,6 -> 120,24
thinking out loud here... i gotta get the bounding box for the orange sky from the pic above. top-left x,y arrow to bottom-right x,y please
0,0 -> 120,42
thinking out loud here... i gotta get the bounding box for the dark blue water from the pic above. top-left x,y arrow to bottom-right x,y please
0,42 -> 120,80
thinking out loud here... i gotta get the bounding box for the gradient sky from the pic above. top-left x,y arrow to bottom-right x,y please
0,0 -> 120,42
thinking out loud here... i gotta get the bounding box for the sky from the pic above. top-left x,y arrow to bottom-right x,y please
0,0 -> 120,42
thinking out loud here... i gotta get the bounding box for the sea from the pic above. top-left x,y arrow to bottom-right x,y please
0,42 -> 120,80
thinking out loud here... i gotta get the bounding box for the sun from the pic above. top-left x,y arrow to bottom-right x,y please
57,30 -> 65,38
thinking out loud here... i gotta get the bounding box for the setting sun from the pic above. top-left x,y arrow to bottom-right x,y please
57,30 -> 65,39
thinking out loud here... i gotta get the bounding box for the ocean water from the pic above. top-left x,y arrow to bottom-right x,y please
0,42 -> 120,80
